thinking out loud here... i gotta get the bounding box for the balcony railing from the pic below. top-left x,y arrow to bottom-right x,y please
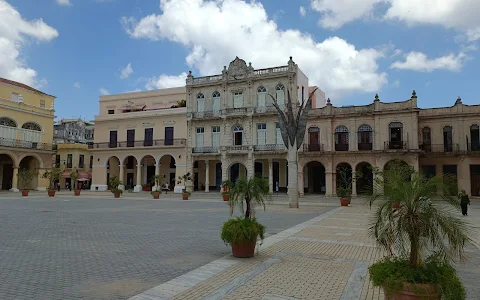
421,144 -> 459,153
223,107 -> 248,116
358,143 -> 373,151
303,143 -> 324,152
254,105 -> 285,114
254,144 -> 287,152
225,145 -> 250,151
192,146 -> 219,153
0,137 -> 54,151
467,143 -> 480,152
385,141 -> 407,150
191,110 -> 221,119
89,139 -> 186,149
335,143 -> 349,151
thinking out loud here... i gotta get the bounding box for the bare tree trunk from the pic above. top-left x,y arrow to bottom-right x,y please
245,198 -> 251,219
288,141 -> 299,208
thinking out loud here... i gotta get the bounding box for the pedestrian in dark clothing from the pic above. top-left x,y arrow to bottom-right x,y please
459,190 -> 470,216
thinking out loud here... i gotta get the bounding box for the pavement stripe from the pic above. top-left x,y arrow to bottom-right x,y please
339,261 -> 369,300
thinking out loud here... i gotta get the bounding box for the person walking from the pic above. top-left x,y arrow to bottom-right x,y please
459,190 -> 470,216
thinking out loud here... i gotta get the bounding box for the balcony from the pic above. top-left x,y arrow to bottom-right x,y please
254,144 -> 287,152
223,107 -> 249,117
225,145 -> 250,152
421,144 -> 459,153
89,139 -> 186,149
0,137 -> 54,151
254,105 -> 285,115
467,143 -> 480,152
192,146 -> 219,154
385,141 -> 407,150
335,143 -> 349,152
303,143 -> 324,152
358,143 -> 373,151
190,110 -> 221,119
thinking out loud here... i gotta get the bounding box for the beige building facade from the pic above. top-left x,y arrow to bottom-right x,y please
0,78 -> 56,191
90,88 -> 188,192
55,143 -> 93,189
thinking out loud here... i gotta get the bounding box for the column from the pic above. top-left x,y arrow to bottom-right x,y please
268,159 -> 273,193
134,164 -> 142,192
351,172 -> 357,196
10,167 -> 19,192
205,160 -> 210,192
247,151 -> 254,178
118,165 -> 125,190
154,163 -> 160,191
325,172 -> 333,196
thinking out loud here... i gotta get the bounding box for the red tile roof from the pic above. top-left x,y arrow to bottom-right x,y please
0,77 -> 56,98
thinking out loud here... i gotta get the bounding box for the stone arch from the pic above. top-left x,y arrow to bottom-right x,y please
0,153 -> 15,190
384,159 -> 409,171
159,154 -> 176,188
104,155 -> 121,167
355,161 -> 373,195
17,153 -> 44,169
0,150 -> 18,167
229,162 -> 247,183
21,121 -> 42,131
141,155 -> 157,187
304,160 -> 326,194
157,153 -> 177,164
18,155 -> 41,190
336,162 -> 352,191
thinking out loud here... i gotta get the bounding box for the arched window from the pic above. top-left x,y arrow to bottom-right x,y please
358,124 -> 372,150
0,117 -> 17,127
233,125 -> 243,146
335,126 -> 349,151
196,93 -> 205,112
471,124 -> 480,151
275,84 -> 285,103
422,127 -> 432,151
212,91 -> 220,112
22,122 -> 41,131
257,86 -> 266,107
443,126 -> 453,152
388,122 -> 403,149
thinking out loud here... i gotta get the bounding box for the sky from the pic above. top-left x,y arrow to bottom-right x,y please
1,0 -> 479,121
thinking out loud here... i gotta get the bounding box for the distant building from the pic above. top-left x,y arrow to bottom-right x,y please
54,119 -> 94,145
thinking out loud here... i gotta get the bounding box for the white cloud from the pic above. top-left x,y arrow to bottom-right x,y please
391,80 -> 400,88
145,72 -> 187,90
57,0 -> 72,6
123,0 -> 388,97
99,88 -> 110,95
73,82 -> 80,88
299,6 -> 306,17
391,51 -> 466,72
0,1 -> 58,87
120,63 -> 133,79
310,0 -> 383,29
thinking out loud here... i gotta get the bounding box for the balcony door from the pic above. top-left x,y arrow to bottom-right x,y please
212,92 -> 220,112
276,123 -> 283,145
212,126 -> 220,148
196,128 -> 204,148
257,124 -> 266,146
109,131 -> 117,148
233,92 -> 244,108
422,127 -> 431,151
165,127 -> 174,145
389,122 -> 403,149
233,125 -> 243,146
443,126 -> 453,152
127,129 -> 135,147
471,125 -> 479,151
144,128 -> 153,146
308,126 -> 320,151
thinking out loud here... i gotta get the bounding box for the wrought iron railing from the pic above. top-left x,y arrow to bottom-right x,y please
385,141 -> 407,150
192,110 -> 221,119
223,107 -> 248,115
89,139 -> 186,149
254,144 -> 287,152
420,144 -> 459,153
225,145 -> 250,151
335,143 -> 349,151
0,137 -> 54,150
192,146 -> 219,153
358,143 -> 373,151
303,143 -> 324,152
467,143 -> 480,152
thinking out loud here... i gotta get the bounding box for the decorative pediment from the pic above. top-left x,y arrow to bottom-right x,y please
227,57 -> 249,79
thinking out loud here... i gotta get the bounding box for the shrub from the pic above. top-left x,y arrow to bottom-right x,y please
221,217 -> 265,245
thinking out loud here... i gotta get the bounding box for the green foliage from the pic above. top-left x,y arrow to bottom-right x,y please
176,99 -> 186,107
17,168 -> 38,190
151,175 -> 163,191
336,186 -> 351,198
369,256 -> 465,299
70,169 -> 79,189
177,172 -> 192,193
108,176 -> 123,194
229,177 -> 269,219
42,166 -> 63,190
221,217 -> 265,245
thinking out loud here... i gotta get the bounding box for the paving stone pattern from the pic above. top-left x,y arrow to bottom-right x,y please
0,196 -> 332,300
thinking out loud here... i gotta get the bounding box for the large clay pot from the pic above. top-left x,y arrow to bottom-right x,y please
340,197 -> 349,206
231,238 -> 257,258
385,283 -> 440,300
222,193 -> 229,201
114,192 -> 121,198
182,193 -> 189,200
74,189 -> 81,196
392,201 -> 400,209
152,191 -> 160,199
21,190 -> 29,197
48,190 -> 56,197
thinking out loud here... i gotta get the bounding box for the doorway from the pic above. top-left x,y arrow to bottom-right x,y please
471,165 -> 480,196
215,163 -> 222,190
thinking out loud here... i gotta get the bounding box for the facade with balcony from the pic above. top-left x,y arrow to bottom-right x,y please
54,119 -> 94,145
90,88 -> 188,192
0,77 -> 56,191
55,143 -> 93,189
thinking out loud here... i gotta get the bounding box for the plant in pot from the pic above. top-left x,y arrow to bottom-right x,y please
221,180 -> 233,201
42,166 -> 63,197
336,165 -> 353,204
151,175 -> 163,199
108,176 -> 123,198
337,186 -> 351,206
70,169 -> 81,196
177,172 -> 192,200
221,177 -> 269,258
367,161 -> 470,300
17,168 -> 38,196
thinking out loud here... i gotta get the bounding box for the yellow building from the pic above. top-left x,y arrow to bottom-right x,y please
55,143 -> 93,189
0,78 -> 56,191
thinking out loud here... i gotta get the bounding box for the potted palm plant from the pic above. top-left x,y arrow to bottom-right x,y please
337,186 -> 351,206
151,175 -> 162,199
17,168 -> 38,196
108,176 -> 123,198
221,177 -> 269,258
177,172 -> 192,200
70,169 -> 81,196
337,166 -> 352,205
221,180 -> 232,201
43,166 -> 63,197
367,161 -> 469,300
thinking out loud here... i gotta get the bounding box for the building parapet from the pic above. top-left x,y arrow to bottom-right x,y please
89,138 -> 186,149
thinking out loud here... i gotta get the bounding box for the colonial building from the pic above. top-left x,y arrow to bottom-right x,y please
0,78 -> 56,191
55,143 -> 93,189
90,88 -> 188,192
54,118 -> 94,145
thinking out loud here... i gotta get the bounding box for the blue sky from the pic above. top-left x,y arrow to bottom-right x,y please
1,0 -> 479,121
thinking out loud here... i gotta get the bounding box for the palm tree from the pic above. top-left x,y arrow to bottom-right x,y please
229,177 -> 269,219
368,161 -> 471,267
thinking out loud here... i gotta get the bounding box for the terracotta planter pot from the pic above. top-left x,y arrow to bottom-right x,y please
231,238 -> 257,258
21,190 -> 29,197
222,193 -> 229,201
114,192 -> 121,198
385,283 -> 440,300
182,193 -> 189,200
340,197 -> 349,206
48,190 -> 56,197
152,191 -> 160,199
74,189 -> 81,196
392,201 -> 400,209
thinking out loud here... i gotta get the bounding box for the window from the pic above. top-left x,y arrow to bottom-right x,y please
197,93 -> 205,112
257,123 -> 267,145
233,125 -> 243,146
55,155 -> 60,168
109,131 -> 117,148
12,93 -> 19,102
233,91 -> 244,108
388,122 -> 403,149
144,128 -> 153,146
335,125 -> 349,151
79,155 -> 85,168
275,84 -> 285,103
276,122 -> 283,145
40,99 -> 45,108
196,127 -> 204,147
358,124 -> 372,150
471,124 -> 480,151
0,117 -> 17,127
89,156 -> 93,169
257,86 -> 266,107
422,127 -> 432,151
22,122 -> 41,131
67,154 -> 73,168
212,126 -> 220,147
108,110 -> 114,114
127,129 -> 135,147
443,126 -> 453,152
165,127 -> 174,145
212,92 -> 221,112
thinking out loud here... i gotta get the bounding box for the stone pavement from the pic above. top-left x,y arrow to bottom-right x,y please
131,198 -> 480,300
